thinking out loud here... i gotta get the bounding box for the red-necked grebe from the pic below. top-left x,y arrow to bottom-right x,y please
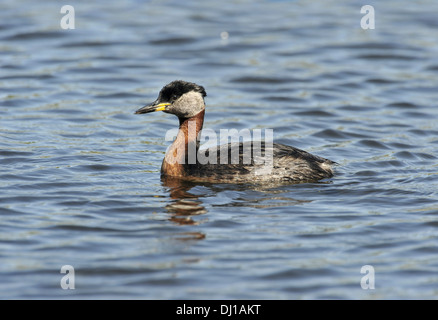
135,80 -> 335,183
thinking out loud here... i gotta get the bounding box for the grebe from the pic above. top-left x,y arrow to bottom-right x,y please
135,80 -> 335,183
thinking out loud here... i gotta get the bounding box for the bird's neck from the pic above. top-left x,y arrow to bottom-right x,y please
161,110 -> 205,177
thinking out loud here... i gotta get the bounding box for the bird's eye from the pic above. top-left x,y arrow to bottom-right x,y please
171,94 -> 178,101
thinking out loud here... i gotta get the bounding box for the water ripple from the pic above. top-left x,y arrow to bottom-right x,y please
1,0 -> 438,300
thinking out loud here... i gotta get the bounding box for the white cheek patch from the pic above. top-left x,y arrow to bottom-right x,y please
174,91 -> 205,118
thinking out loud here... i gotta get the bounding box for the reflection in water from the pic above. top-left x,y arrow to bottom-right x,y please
161,176 -> 316,226
213,195 -> 311,208
160,174 -> 330,243
161,176 -> 208,240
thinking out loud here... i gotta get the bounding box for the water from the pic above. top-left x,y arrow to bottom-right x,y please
1,0 -> 438,299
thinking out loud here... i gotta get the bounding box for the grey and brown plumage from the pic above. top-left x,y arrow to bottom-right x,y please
135,80 -> 335,183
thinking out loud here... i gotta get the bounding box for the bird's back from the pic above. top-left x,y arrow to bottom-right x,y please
176,142 -> 335,183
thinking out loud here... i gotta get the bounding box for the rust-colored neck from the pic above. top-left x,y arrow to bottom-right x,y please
161,110 -> 205,177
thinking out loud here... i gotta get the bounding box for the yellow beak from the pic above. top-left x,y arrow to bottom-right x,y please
135,102 -> 171,114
